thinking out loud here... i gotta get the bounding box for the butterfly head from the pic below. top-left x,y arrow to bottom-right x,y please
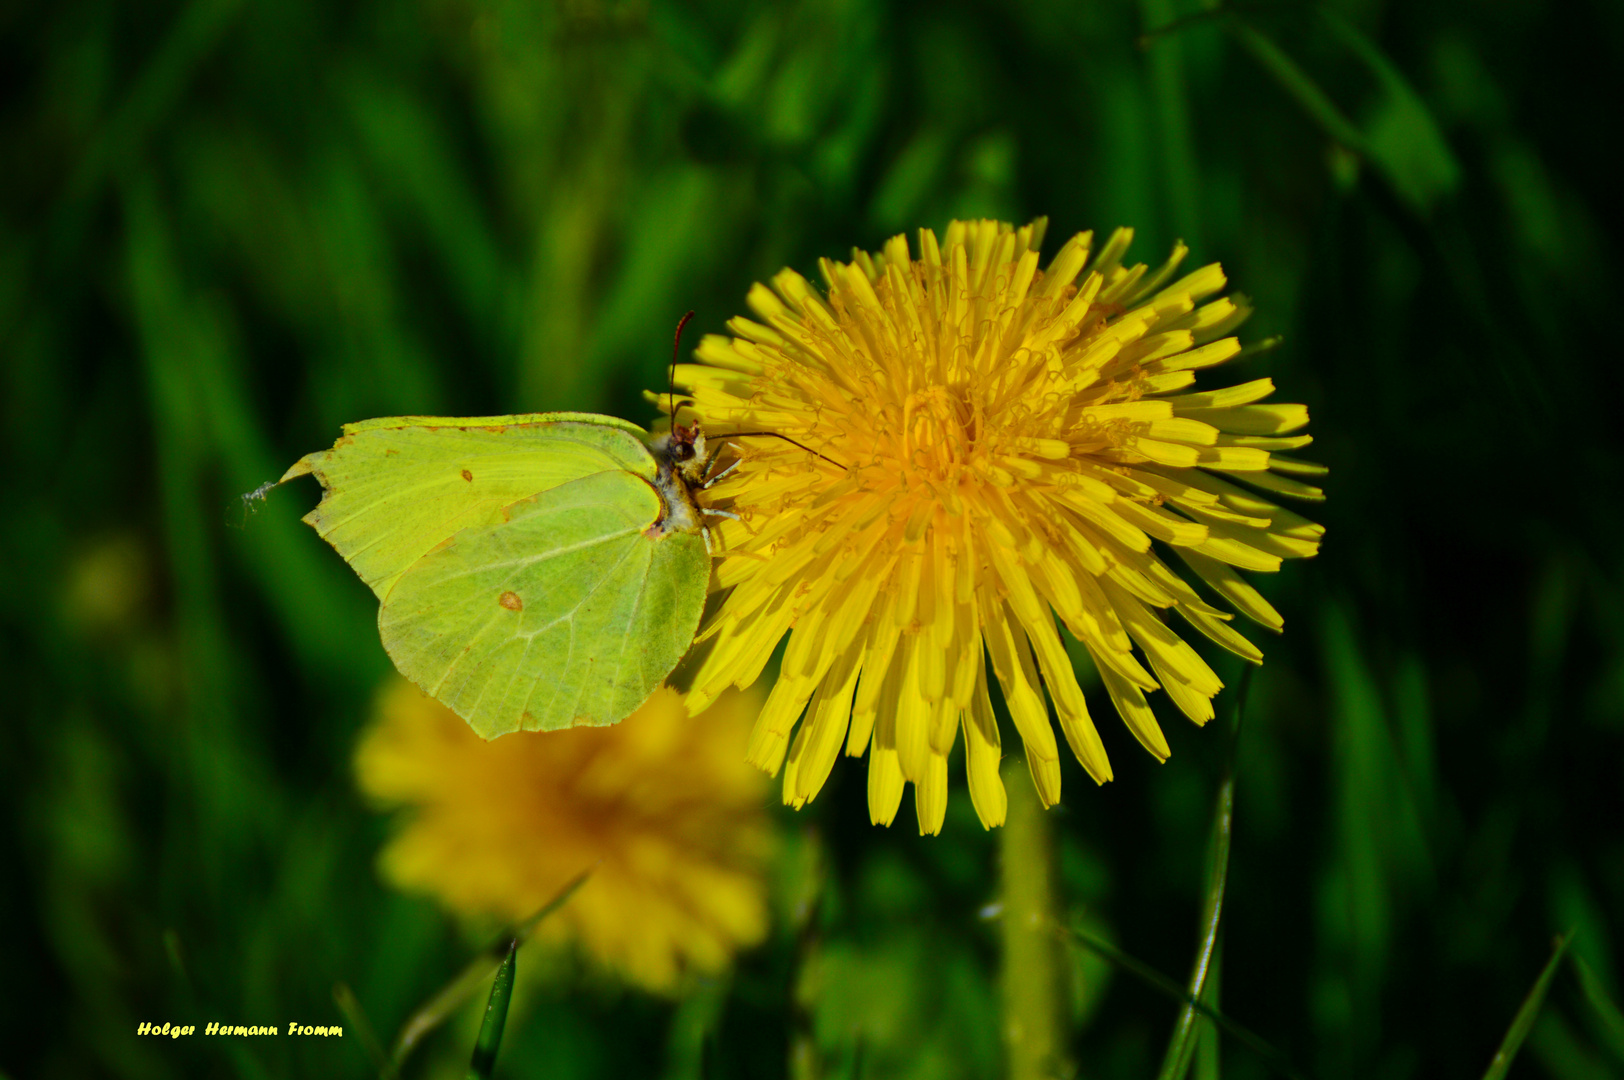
665,420 -> 710,487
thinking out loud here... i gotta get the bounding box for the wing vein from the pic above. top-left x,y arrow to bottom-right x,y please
521,536 -> 647,726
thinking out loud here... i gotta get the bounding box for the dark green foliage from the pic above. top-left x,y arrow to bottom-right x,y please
3,0 -> 1621,1077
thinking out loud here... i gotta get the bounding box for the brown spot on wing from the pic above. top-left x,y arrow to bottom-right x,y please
498,591 -> 523,611
384,448 -> 399,456
461,468 -> 474,482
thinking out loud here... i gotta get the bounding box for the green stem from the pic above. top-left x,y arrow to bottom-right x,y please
467,940 -> 517,1080
1001,757 -> 1070,1080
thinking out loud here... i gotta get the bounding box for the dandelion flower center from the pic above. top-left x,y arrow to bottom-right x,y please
670,219 -> 1324,835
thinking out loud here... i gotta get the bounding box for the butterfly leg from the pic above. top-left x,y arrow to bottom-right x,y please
700,506 -> 739,555
701,457 -> 742,489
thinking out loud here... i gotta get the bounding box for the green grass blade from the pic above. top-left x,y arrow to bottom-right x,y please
467,940 -> 517,1080
391,868 -> 591,1066
1224,20 -> 1374,161
1482,932 -> 1573,1080
334,982 -> 398,1080
48,0 -> 247,271
1572,954 -> 1624,1065
1139,0 -> 1203,253
1317,8 -> 1460,210
1063,922 -> 1307,1080
1137,5 -> 1227,47
1158,667 -> 1251,1080
1223,11 -> 1543,417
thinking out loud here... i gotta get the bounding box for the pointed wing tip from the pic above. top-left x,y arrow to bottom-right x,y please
278,457 -> 316,485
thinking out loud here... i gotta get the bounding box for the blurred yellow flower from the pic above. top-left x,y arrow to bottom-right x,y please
674,218 -> 1323,835
356,678 -> 772,993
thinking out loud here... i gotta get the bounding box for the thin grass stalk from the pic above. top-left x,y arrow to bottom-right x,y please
1481,932 -> 1573,1080
1572,954 -> 1624,1064
1063,923 -> 1307,1080
392,868 -> 591,1067
1158,666 -> 1250,1080
333,982 -> 397,1080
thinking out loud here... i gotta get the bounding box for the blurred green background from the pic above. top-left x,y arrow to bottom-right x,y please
4,0 -> 1623,1077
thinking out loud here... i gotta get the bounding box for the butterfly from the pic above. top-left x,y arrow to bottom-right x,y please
277,401 -> 737,738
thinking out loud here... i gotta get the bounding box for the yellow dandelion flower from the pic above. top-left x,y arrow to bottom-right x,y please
356,678 -> 773,993
673,218 -> 1324,835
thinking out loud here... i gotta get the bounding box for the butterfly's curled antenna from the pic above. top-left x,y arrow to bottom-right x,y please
232,478 -> 282,529
719,432 -> 847,470
669,310 -> 695,429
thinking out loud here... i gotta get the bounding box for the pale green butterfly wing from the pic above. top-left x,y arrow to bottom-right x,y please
378,468 -> 708,736
281,412 -> 659,600
280,412 -> 709,736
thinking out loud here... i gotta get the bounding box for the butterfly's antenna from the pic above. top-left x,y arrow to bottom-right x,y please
721,431 -> 847,470
669,310 -> 695,429
234,479 -> 277,529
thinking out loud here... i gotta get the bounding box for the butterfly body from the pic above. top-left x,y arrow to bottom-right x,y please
280,412 -> 711,738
